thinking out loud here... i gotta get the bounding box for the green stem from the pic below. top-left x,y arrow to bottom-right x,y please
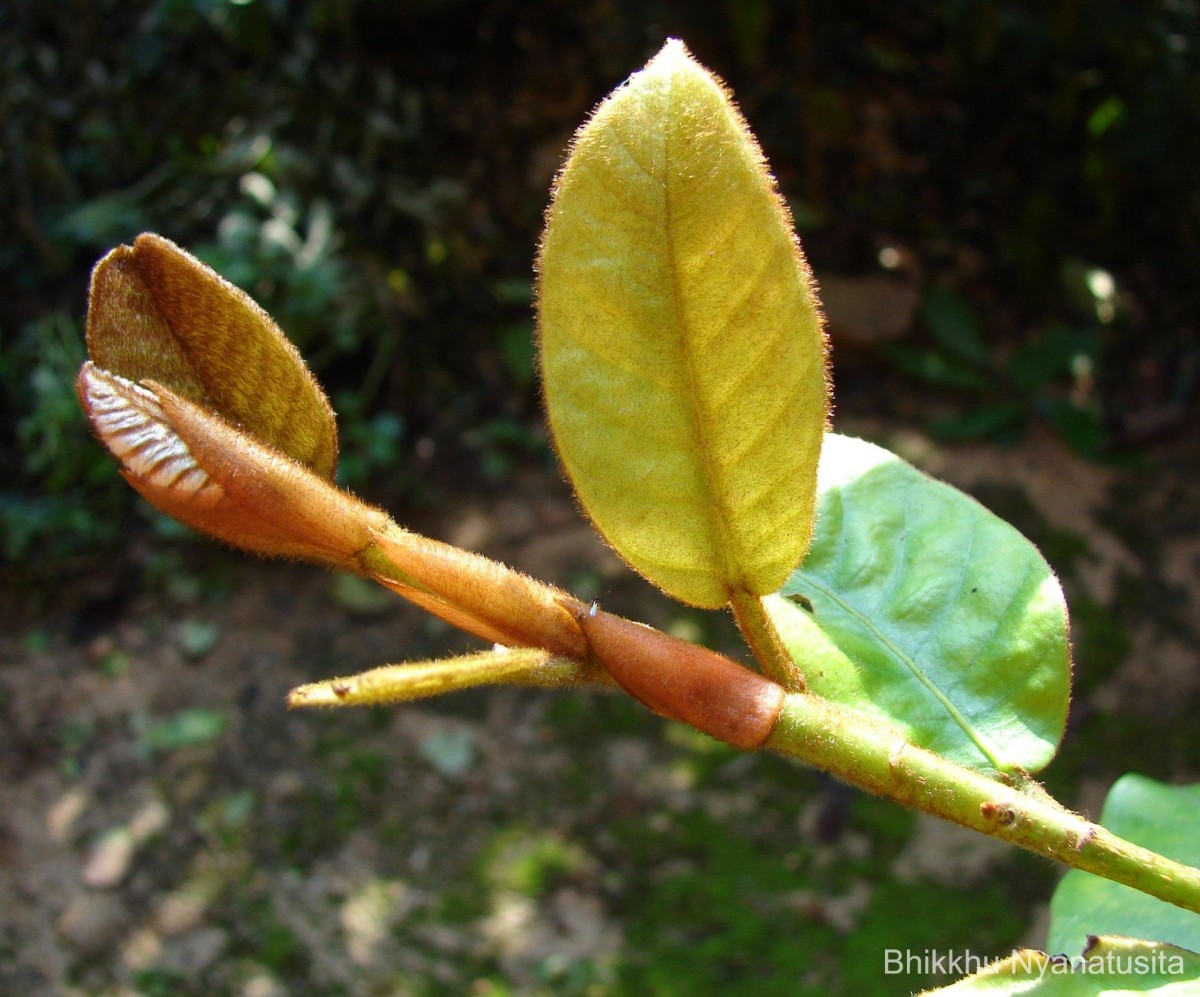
289,649 -> 615,708
729,588 -> 806,691
766,693 -> 1200,914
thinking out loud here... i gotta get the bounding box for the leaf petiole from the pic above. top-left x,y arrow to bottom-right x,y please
729,587 -> 806,691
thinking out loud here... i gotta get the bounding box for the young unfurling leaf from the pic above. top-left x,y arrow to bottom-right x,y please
76,363 -> 389,572
87,233 -> 338,478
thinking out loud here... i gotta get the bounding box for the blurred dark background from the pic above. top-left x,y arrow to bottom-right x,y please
3,4 -> 1200,995
3,0 -> 1197,579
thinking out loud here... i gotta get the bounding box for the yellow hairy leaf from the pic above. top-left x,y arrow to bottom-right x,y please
537,39 -> 829,608
87,233 -> 338,479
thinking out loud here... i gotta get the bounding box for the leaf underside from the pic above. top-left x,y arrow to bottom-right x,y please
769,434 -> 1071,773
538,40 -> 828,608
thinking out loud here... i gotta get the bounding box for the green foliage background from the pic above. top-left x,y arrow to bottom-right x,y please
3,0 -> 1197,570
2,5 -> 1198,993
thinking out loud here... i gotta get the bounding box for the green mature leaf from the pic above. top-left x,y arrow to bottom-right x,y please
1041,399 -> 1104,459
886,343 -> 993,391
922,286 -> 990,368
768,434 -> 1070,773
538,39 -> 829,608
1050,777 -> 1200,954
1006,325 -> 1100,393
929,403 -> 1027,443
916,937 -> 1200,995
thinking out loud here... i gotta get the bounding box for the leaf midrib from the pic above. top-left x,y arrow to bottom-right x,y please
804,482 -> 1007,770
659,70 -> 744,600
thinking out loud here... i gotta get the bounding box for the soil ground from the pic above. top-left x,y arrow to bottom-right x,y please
2,423 -> 1199,996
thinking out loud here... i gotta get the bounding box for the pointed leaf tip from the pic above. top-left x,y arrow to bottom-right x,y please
538,43 -> 829,608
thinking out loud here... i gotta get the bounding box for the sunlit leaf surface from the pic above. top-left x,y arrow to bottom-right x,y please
539,40 -> 828,608
769,433 -> 1071,773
